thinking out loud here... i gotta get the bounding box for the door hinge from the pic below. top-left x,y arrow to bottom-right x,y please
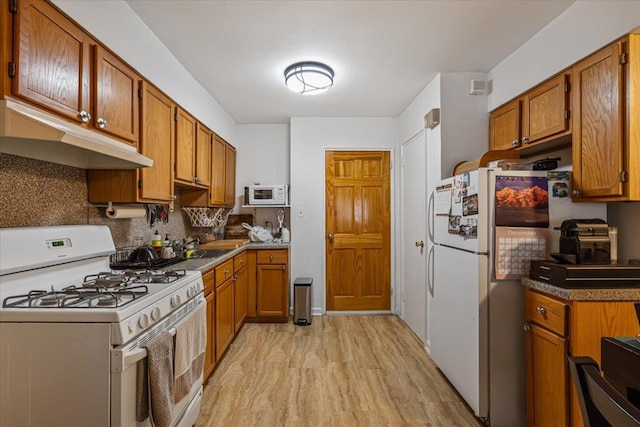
620,53 -> 627,65
138,88 -> 143,99
174,112 -> 178,121
174,163 -> 177,172
9,0 -> 17,14
621,171 -> 627,182
564,110 -> 570,120
564,82 -> 570,93
137,179 -> 142,189
8,62 -> 16,78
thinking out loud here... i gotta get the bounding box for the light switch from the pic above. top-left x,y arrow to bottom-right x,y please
297,207 -> 304,218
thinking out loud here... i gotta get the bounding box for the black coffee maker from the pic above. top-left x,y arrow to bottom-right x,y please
555,219 -> 611,264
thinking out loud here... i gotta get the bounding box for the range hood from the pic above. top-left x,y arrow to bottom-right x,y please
0,99 -> 153,169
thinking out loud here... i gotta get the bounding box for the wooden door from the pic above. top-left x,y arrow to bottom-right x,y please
139,82 -> 174,202
209,135 -> 226,206
525,323 -> 569,427
572,40 -> 625,199
490,99 -> 522,150
522,73 -> 570,145
195,123 -> 211,187
325,151 -> 391,311
224,144 -> 237,207
175,107 -> 197,185
94,45 -> 139,144
401,136 -> 426,342
13,0 -> 90,123
256,264 -> 288,317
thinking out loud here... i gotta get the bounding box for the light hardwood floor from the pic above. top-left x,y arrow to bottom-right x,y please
196,315 -> 483,426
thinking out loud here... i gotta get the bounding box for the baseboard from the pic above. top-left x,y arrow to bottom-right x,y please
325,310 -> 392,316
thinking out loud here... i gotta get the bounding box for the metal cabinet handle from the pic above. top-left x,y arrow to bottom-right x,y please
170,194 -> 177,200
269,255 -> 274,261
224,269 -> 229,275
536,306 -> 547,316
328,233 -> 334,241
521,136 -> 530,144
79,110 -> 91,123
523,324 -> 531,331
97,117 -> 107,128
282,266 -> 286,271
240,259 -> 245,264
511,139 -> 519,147
572,189 -> 581,197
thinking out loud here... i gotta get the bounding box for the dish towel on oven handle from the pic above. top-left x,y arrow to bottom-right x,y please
173,301 -> 207,403
136,330 -> 174,427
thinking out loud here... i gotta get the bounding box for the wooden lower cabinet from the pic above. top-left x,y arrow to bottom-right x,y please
525,288 -> 639,427
246,249 -> 290,323
234,255 -> 248,332
215,276 -> 234,361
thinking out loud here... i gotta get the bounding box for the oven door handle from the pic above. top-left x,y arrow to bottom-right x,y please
112,327 -> 177,373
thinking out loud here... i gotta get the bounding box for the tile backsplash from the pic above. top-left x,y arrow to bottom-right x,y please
0,153 -> 198,248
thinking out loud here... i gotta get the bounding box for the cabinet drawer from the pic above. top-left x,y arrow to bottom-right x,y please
234,252 -> 248,272
256,250 -> 287,264
202,269 -> 215,296
215,259 -> 234,287
525,290 -> 568,337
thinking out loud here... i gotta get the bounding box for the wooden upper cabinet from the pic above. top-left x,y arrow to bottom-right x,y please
175,107 -> 197,186
195,123 -> 212,187
224,143 -> 236,207
138,82 -> 174,202
12,0 -> 91,123
209,135 -> 226,206
522,73 -> 570,146
572,36 -> 638,201
489,99 -> 521,150
87,81 -> 175,203
93,45 -> 139,145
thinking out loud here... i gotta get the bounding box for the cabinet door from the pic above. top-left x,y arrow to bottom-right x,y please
525,323 -> 569,427
522,74 -> 570,145
139,82 -> 174,202
256,264 -> 288,318
490,99 -> 521,150
175,108 -> 197,185
234,266 -> 248,332
209,135 -> 226,206
572,40 -> 625,199
215,278 -> 234,360
224,144 -> 236,207
93,45 -> 139,145
204,291 -> 215,380
195,123 -> 211,187
13,0 -> 90,123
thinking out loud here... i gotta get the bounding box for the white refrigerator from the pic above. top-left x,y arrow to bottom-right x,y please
426,168 -> 605,426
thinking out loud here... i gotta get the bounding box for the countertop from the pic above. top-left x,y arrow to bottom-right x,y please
522,277 -> 640,301
174,241 -> 289,272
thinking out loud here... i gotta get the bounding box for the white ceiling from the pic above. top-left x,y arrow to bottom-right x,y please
125,0 -> 574,124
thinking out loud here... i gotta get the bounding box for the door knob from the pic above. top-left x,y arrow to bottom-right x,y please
415,241 -> 424,248
328,233 -> 334,241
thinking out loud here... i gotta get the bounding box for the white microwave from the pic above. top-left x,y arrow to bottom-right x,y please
248,185 -> 289,205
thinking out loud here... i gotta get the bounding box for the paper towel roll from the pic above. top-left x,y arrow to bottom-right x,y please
105,206 -> 147,219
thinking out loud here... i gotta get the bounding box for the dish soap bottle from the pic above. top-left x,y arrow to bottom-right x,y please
163,233 -> 171,247
281,225 -> 290,243
151,230 -> 162,248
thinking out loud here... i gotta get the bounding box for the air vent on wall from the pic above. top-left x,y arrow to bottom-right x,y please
469,80 -> 486,95
424,108 -> 440,129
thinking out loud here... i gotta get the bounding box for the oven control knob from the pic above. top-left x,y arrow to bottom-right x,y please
171,295 -> 181,308
187,286 -> 195,298
151,307 -> 161,321
138,313 -> 149,329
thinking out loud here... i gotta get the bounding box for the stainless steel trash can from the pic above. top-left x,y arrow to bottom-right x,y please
293,277 -> 312,325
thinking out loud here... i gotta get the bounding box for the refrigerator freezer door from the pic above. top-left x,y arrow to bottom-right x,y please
429,244 -> 488,419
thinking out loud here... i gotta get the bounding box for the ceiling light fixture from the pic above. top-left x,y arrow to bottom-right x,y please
284,61 -> 334,95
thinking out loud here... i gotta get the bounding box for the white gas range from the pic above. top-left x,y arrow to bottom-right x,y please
0,225 -> 205,427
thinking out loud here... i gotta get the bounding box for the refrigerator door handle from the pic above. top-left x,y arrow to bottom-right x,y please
427,190 -> 435,244
427,244 -> 435,297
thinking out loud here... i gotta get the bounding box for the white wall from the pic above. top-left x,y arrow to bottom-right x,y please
53,0 -> 236,143
488,1 -> 640,110
290,117 -> 399,313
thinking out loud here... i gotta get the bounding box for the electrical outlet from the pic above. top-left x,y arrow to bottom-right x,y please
297,207 -> 304,218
